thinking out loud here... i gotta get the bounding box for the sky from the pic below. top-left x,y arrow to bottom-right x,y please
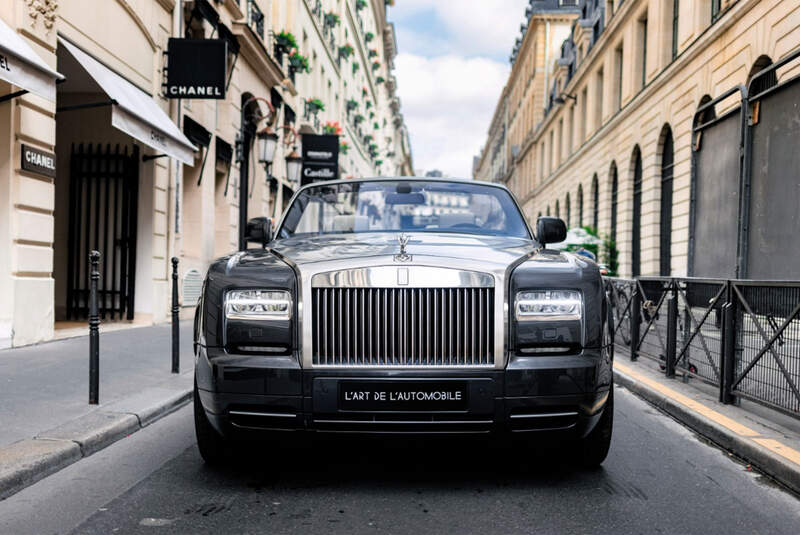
388,0 -> 528,177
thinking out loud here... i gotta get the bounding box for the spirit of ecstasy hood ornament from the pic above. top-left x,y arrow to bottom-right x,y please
394,233 -> 412,262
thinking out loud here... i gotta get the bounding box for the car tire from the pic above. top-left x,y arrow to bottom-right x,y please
194,382 -> 227,465
577,387 -> 613,468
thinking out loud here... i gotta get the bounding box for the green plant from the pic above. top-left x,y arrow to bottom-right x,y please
365,101 -> 372,109
368,48 -> 378,58
362,86 -> 369,97
339,43 -> 354,59
322,121 -> 342,135
365,31 -> 374,42
352,62 -> 360,74
353,113 -> 365,124
346,98 -> 359,111
369,111 -> 375,119
376,76 -> 385,84
324,11 -> 341,27
275,31 -> 298,50
385,0 -> 395,6
356,0 -> 367,10
364,134 -> 374,143
375,159 -> 384,166
289,51 -> 311,73
371,61 -> 381,71
340,141 -> 350,154
306,98 -> 325,112
373,122 -> 379,130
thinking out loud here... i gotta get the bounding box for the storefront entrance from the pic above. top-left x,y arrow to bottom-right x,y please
65,144 -> 140,320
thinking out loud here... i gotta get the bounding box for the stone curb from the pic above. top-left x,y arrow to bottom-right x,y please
614,369 -> 800,496
0,386 -> 192,501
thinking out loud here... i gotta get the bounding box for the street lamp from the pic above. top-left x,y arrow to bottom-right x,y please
257,128 -> 279,167
554,93 -> 577,105
285,147 -> 302,184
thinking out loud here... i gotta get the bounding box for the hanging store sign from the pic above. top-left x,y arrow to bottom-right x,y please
301,134 -> 339,186
20,144 -> 56,178
165,38 -> 227,99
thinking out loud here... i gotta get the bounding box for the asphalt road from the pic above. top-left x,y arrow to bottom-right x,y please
2,386 -> 799,535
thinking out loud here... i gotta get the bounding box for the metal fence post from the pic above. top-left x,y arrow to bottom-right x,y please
630,282 -> 641,361
720,299 -> 736,404
171,257 -> 179,374
665,284 -> 678,378
88,250 -> 100,404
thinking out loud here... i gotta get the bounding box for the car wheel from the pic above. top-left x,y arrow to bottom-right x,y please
194,382 -> 227,465
577,387 -> 613,468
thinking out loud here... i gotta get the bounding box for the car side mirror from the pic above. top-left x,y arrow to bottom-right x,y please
245,217 -> 273,248
536,216 -> 567,248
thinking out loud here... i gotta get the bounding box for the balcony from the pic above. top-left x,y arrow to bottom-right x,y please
246,0 -> 264,40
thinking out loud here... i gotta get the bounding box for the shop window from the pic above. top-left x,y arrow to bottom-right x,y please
592,173 -> 599,230
631,146 -> 642,277
610,162 -> 618,243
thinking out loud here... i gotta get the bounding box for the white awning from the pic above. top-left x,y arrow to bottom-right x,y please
0,17 -> 63,101
58,37 -> 197,164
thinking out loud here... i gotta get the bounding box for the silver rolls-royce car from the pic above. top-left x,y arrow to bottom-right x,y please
193,178 -> 614,466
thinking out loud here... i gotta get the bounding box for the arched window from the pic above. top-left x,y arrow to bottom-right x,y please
577,184 -> 584,227
659,125 -> 674,276
748,55 -> 777,96
565,193 -> 571,227
555,200 -> 560,219
693,94 -> 716,129
631,146 -> 643,277
609,162 -> 618,243
591,173 -> 599,231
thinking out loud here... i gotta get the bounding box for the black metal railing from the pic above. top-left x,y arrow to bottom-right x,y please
247,0 -> 264,40
606,277 -> 800,419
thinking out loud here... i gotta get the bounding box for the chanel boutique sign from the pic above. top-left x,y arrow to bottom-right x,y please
165,38 -> 227,99
21,144 -> 56,178
301,134 -> 339,186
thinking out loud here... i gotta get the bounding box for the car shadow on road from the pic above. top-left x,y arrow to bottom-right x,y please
204,434 -> 607,493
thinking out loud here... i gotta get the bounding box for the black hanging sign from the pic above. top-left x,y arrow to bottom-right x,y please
165,38 -> 227,99
21,144 -> 56,178
301,134 -> 339,186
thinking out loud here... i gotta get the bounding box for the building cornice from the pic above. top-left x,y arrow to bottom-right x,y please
231,22 -> 286,88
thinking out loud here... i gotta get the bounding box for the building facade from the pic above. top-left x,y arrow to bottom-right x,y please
475,0 -> 800,279
0,0 -> 412,349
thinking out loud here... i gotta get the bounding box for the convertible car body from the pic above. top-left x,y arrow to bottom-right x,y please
193,178 -> 614,465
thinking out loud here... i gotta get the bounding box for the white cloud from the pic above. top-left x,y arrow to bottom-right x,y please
394,53 -> 509,177
387,1 -> 531,176
390,0 -> 529,60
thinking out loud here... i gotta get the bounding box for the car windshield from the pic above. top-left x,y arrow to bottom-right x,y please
277,180 -> 531,239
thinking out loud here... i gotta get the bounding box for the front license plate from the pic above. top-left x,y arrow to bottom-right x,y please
339,381 -> 468,411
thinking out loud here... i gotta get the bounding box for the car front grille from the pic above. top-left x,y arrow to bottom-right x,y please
311,287 -> 495,367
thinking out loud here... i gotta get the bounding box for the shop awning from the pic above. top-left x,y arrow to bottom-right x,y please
0,17 -> 63,101
58,37 -> 196,164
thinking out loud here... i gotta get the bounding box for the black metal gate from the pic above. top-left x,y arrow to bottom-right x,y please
66,144 -> 139,320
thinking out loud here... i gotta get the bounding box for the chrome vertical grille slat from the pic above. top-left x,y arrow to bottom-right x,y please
311,286 -> 494,367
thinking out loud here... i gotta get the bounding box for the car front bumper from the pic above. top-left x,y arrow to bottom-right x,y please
195,347 -> 612,438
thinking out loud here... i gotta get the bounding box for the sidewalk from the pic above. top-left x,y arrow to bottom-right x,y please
614,348 -> 800,495
0,322 -> 195,500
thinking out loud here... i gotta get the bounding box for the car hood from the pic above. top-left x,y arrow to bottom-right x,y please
267,232 -> 537,268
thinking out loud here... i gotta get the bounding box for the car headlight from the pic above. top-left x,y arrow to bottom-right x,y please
515,290 -> 582,321
225,290 -> 292,320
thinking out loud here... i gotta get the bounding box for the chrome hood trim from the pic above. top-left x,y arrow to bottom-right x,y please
269,233 -> 536,370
